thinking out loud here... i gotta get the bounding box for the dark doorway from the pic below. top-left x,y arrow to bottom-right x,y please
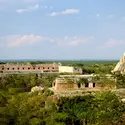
35,74 -> 38,77
93,83 -> 95,87
53,82 -> 55,87
85,83 -> 89,87
78,83 -> 81,88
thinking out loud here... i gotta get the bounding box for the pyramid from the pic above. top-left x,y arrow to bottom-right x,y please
112,53 -> 125,74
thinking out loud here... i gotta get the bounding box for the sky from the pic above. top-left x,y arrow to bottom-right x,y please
0,0 -> 125,60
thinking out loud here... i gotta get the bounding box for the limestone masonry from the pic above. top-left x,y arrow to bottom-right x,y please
112,52 -> 125,74
0,63 -> 82,74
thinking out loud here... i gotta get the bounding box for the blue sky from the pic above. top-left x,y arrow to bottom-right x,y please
0,0 -> 125,60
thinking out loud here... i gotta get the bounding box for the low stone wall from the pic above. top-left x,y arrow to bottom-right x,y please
54,83 -> 78,91
95,83 -> 116,90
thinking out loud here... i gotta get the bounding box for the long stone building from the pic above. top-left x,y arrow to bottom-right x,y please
0,63 -> 60,74
0,63 -> 82,74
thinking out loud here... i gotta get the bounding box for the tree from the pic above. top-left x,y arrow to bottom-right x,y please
92,74 -> 116,89
115,74 -> 125,88
95,91 -> 125,125
57,92 -> 125,125
77,78 -> 88,88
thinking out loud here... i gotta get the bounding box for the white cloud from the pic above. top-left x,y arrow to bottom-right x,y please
0,0 -> 43,11
16,4 -> 49,13
0,35 -> 94,48
67,36 -> 94,46
104,39 -> 125,47
50,9 -> 80,16
0,35 -> 57,47
105,39 -> 118,47
2,35 -> 42,47
16,4 -> 39,13
57,36 -> 94,46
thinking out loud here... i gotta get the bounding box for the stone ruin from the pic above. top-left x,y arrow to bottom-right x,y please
112,52 -> 125,74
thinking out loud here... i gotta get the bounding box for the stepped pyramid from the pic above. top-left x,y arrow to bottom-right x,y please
112,53 -> 125,74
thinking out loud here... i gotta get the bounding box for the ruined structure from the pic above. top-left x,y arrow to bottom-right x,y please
52,77 -> 97,91
53,78 -> 78,91
0,63 -> 82,74
52,74 -> 116,91
112,52 -> 125,74
0,63 -> 60,74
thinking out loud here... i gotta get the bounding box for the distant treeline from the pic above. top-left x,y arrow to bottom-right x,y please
0,60 -> 118,64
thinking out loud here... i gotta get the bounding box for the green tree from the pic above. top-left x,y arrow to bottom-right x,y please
77,78 -> 88,88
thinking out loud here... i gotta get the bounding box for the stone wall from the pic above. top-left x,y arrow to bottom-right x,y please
53,81 -> 115,91
112,52 -> 125,73
95,83 -> 116,90
0,63 -> 59,74
54,83 -> 78,91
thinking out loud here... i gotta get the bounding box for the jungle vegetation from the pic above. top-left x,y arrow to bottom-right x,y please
0,60 -> 125,125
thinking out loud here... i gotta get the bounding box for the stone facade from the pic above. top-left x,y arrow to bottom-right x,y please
112,52 -> 125,74
0,63 -> 83,74
53,77 -> 98,91
0,63 -> 60,74
59,66 -> 82,74
53,77 -> 115,91
53,78 -> 78,91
